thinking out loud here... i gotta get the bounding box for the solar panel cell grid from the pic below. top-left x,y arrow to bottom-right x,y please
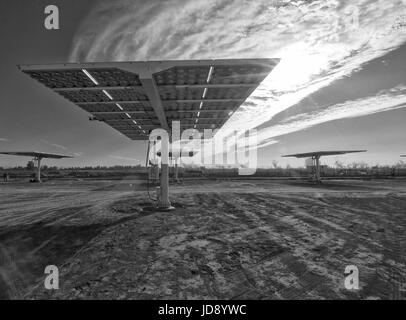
96,114 -> 155,122
108,89 -> 149,101
59,90 -> 110,103
163,101 -> 201,111
19,59 -> 279,140
24,70 -> 96,89
88,68 -> 142,87
78,103 -> 151,113
159,87 -> 205,101
201,101 -> 239,108
154,66 -> 211,85
210,65 -> 270,84
204,87 -> 252,99
110,123 -> 146,129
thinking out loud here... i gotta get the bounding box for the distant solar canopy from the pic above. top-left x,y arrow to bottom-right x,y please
0,151 -> 73,159
156,151 -> 195,158
282,150 -> 367,159
18,59 -> 279,141
282,150 -> 367,182
0,151 -> 73,183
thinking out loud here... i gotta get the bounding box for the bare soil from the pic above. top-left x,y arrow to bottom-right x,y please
0,178 -> 405,299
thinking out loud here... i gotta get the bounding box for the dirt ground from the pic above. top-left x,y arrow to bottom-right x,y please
0,177 -> 405,300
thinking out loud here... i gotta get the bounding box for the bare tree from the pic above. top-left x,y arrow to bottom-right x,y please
26,160 -> 35,170
272,160 -> 279,169
395,160 -> 405,168
349,161 -> 369,169
349,162 -> 360,169
334,160 -> 344,169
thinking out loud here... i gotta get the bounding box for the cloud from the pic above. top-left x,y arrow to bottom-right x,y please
0,138 -> 9,142
109,155 -> 141,162
70,0 -> 406,150
255,85 -> 406,146
179,85 -> 406,164
41,139 -> 67,150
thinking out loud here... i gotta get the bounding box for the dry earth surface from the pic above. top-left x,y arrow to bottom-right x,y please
0,177 -> 405,299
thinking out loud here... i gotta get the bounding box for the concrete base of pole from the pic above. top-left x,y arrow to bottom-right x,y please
156,205 -> 176,212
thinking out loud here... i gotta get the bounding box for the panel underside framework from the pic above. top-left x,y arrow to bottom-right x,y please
22,60 -> 278,140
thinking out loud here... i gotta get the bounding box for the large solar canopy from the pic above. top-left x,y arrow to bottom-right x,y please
19,59 -> 279,140
283,150 -> 367,159
0,151 -> 73,159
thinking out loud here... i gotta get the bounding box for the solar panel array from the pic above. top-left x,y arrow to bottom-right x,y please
20,59 -> 279,140
0,151 -> 73,159
283,150 -> 367,158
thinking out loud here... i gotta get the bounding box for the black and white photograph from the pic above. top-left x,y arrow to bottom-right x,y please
0,0 -> 406,307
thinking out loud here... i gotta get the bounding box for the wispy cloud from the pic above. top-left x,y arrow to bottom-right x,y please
256,85 -> 406,148
0,138 -> 9,142
148,85 -> 406,164
109,155 -> 141,162
70,0 -> 406,150
41,139 -> 67,150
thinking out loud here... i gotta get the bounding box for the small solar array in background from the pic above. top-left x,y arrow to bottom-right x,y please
21,59 -> 278,140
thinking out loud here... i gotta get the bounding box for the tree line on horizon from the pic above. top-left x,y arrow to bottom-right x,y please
1,159 -> 406,171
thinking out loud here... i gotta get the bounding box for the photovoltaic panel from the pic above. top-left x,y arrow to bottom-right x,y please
26,68 -> 143,88
283,150 -> 367,158
154,66 -> 211,85
0,151 -> 73,159
19,59 -> 279,140
79,102 -> 152,113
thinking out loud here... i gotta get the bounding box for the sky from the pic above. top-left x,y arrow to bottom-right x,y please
0,0 -> 405,168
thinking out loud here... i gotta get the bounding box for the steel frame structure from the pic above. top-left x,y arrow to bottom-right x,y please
0,151 -> 73,182
19,59 -> 279,208
282,150 -> 367,182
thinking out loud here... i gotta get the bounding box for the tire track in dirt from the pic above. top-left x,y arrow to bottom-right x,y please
219,193 -> 344,299
2,179 -> 406,299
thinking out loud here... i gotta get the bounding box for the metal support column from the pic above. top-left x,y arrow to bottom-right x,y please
158,134 -> 174,210
36,157 -> 42,183
174,159 -> 179,182
315,155 -> 321,183
155,165 -> 160,182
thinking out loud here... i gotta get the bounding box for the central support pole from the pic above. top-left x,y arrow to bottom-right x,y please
135,67 -> 172,210
36,157 -> 42,183
158,134 -> 174,210
315,156 -> 321,183
174,158 -> 179,182
155,164 -> 160,182
160,163 -> 170,207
